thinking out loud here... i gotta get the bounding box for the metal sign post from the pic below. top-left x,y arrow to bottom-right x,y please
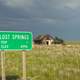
0,31 -> 32,80
1,51 -> 6,80
22,51 -> 26,80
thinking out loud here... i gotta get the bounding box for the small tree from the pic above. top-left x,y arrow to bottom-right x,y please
54,36 -> 64,44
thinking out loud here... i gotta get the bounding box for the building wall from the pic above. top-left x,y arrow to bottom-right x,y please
42,39 -> 53,45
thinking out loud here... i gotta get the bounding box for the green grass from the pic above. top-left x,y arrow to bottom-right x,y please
65,40 -> 80,45
0,44 -> 80,80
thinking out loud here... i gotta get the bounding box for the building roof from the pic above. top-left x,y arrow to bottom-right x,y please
34,34 -> 54,41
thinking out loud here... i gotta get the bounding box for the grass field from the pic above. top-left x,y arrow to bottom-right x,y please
0,44 -> 80,80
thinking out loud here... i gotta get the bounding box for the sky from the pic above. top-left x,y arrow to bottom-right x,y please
0,0 -> 80,40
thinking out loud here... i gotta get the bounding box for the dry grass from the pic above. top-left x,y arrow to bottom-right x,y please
0,44 -> 80,80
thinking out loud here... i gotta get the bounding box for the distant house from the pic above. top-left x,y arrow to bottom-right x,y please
34,34 -> 54,45
34,34 -> 64,45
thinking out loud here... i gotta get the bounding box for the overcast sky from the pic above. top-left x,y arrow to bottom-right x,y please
0,0 -> 80,40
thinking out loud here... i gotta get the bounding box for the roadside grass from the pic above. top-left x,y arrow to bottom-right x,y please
0,44 -> 80,80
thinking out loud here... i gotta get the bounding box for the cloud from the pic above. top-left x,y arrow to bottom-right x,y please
0,0 -> 80,40
1,0 -> 33,8
0,0 -> 79,22
3,0 -> 64,10
64,0 -> 80,9
1,0 -> 80,10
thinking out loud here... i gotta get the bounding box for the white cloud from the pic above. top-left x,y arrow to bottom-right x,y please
64,0 -> 80,9
3,0 -> 33,8
3,0 -> 56,9
1,0 -> 80,10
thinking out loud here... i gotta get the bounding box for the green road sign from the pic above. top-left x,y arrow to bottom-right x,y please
0,31 -> 32,50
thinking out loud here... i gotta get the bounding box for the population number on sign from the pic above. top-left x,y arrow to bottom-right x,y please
0,31 -> 32,50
